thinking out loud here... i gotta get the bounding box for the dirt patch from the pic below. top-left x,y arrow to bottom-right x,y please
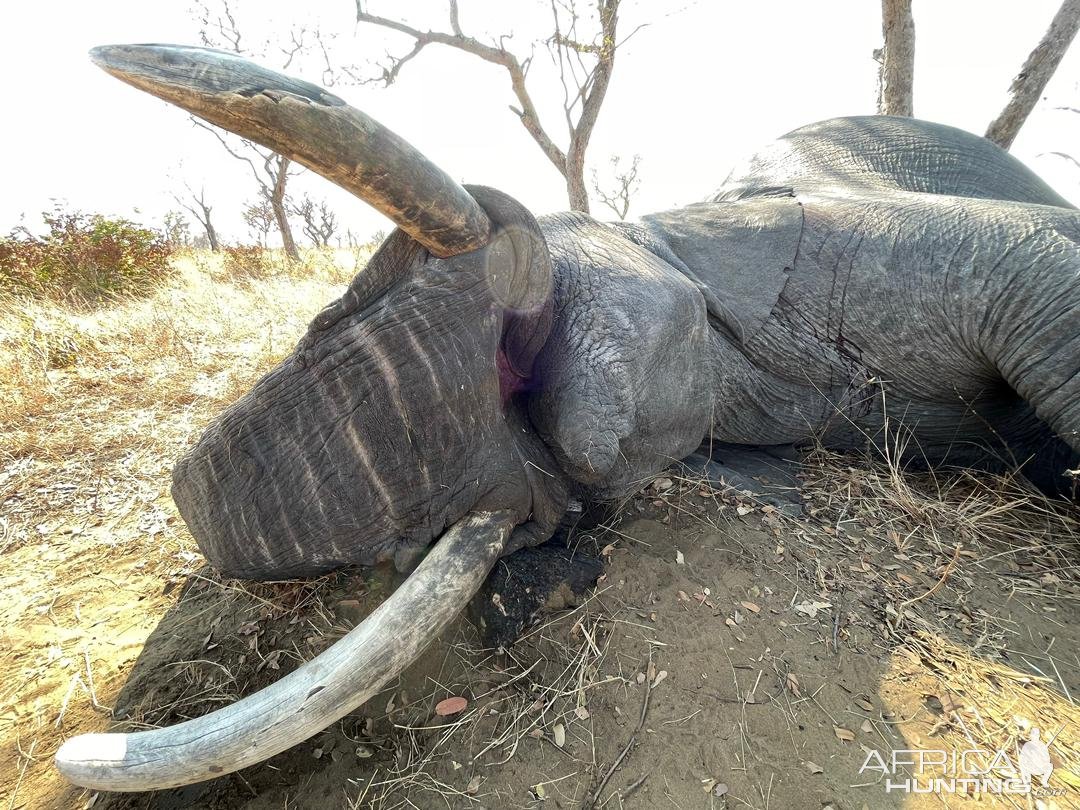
10,467 -> 1074,810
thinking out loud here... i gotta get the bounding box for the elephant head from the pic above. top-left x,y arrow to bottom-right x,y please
56,44 -> 575,791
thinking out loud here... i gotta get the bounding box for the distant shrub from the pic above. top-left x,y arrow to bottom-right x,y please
0,207 -> 172,305
222,245 -> 275,279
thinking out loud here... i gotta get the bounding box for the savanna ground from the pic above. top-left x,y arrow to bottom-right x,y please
2,251 -> 1078,810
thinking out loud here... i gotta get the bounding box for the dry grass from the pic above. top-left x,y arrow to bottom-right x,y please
345,593 -> 621,809
0,246 -> 369,808
885,630 -> 1080,802
1,247 -> 366,550
797,447 -> 1080,645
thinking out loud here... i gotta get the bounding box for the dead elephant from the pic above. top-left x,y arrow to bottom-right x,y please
56,45 -> 1079,791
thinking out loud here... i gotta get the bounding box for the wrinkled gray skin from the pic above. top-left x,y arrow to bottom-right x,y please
175,116 -> 1080,579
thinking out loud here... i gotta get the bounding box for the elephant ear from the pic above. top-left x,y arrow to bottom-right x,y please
637,193 -> 803,345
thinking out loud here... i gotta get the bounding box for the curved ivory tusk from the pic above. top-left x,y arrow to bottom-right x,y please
89,44 -> 492,258
55,510 -> 514,791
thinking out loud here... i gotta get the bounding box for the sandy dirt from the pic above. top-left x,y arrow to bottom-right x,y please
7,469 -> 1079,810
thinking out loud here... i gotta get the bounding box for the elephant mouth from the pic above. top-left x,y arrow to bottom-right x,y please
57,44 -> 558,792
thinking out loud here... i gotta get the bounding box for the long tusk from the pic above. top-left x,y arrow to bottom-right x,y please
89,44 -> 492,258
55,510 -> 514,791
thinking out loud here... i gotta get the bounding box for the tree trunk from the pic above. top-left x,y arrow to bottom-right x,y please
878,0 -> 915,116
205,219 -> 220,252
194,201 -> 220,251
564,151 -> 590,214
271,156 -> 301,262
985,0 -> 1080,150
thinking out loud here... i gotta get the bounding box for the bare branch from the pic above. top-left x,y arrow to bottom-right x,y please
354,2 -> 569,179
878,0 -> 915,116
985,0 -> 1080,149
448,0 -> 463,36
194,0 -> 243,53
280,27 -> 308,69
174,182 -> 220,251
190,119 -> 266,191
354,0 -> 635,212
1043,150 -> 1080,170
591,154 -> 641,220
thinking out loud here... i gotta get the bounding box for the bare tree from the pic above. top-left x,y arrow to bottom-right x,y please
174,184 -> 220,251
290,195 -> 338,247
876,0 -> 915,116
161,210 -> 192,248
985,0 -> 1080,150
193,0 -> 302,260
590,153 -> 641,220
242,197 -> 275,246
193,122 -> 302,260
354,1 -> 645,213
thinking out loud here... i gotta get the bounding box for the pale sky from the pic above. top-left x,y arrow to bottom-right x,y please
3,1 -> 1080,243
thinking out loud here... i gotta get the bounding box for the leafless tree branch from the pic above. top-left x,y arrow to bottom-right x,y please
354,0 -> 626,212
1043,149 -> 1080,170
174,182 -> 220,251
192,0 -> 302,260
985,0 -> 1080,149
591,153 -> 641,220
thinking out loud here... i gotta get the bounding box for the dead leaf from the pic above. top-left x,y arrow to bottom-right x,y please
937,693 -> 961,714
651,669 -> 668,688
675,550 -> 685,565
794,600 -> 832,618
785,673 -> 801,697
466,774 -> 481,795
553,723 -> 566,747
435,696 -> 468,717
860,719 -> 873,733
834,725 -> 855,742
740,600 -> 760,613
574,706 -> 590,720
854,696 -> 874,712
804,760 -> 824,775
736,505 -> 753,516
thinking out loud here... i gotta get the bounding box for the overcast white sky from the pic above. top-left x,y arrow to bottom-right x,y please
3,1 -> 1079,243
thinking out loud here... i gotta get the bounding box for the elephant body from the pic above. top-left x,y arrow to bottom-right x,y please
65,47 -> 1080,791
529,117 -> 1080,502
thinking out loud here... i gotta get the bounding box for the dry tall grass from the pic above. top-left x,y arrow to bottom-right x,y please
0,247 -> 369,807
1,248 -> 366,550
